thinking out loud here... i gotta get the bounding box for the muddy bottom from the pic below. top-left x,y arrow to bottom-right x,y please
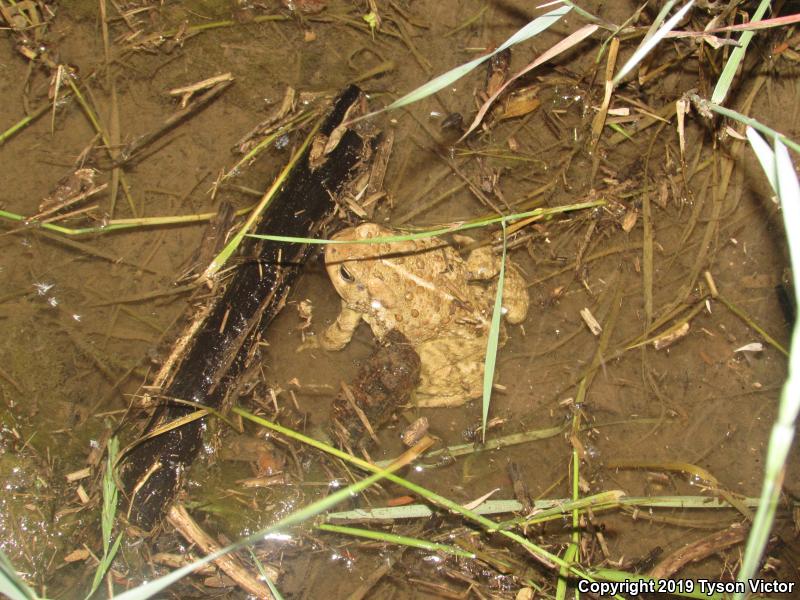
1,1 -> 798,598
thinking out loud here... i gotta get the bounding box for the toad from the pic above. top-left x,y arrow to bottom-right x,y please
320,223 -> 529,407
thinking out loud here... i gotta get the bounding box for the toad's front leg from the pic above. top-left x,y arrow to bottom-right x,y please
321,303 -> 362,350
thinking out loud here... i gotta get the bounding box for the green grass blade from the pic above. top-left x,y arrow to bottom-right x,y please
219,109 -> 319,185
556,542 -> 578,600
328,504 -> 438,520
689,95 -> 800,154
247,199 -> 603,245
247,548 -> 284,600
369,4 -> 570,115
0,551 -> 40,600
383,57 -> 486,111
711,0 -> 771,105
643,0 -> 679,43
0,200 -> 602,240
264,572 -> 284,599
0,207 -> 252,236
774,140 -> 800,279
202,114 -> 323,280
612,1 -> 695,86
387,422 -> 567,467
746,126 -> 778,194
102,437 -> 119,554
496,491 -> 625,529
481,223 -> 506,443
326,494 -> 772,524
87,535 -> 122,599
556,450 -> 581,600
85,436 -> 122,599
317,523 -> 475,559
558,0 -> 600,23
734,135 -> 800,599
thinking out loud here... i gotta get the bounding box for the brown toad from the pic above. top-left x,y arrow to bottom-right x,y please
320,223 -> 529,407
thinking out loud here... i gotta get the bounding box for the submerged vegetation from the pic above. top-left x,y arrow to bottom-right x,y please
1,0 -> 799,598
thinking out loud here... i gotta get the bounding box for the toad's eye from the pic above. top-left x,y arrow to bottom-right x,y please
339,265 -> 355,282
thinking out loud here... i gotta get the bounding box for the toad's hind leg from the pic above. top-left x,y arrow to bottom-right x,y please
414,339 -> 483,407
321,303 -> 362,350
465,246 -> 529,324
465,246 -> 500,280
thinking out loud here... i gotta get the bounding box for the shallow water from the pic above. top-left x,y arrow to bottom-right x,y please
1,1 -> 798,597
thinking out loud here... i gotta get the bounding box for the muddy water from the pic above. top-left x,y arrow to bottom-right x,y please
0,0 -> 797,597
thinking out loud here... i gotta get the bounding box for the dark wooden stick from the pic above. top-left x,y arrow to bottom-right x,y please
121,85 -> 377,530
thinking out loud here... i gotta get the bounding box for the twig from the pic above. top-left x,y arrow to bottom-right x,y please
649,524 -> 748,579
168,504 -> 277,598
168,73 -> 234,108
118,79 -> 234,166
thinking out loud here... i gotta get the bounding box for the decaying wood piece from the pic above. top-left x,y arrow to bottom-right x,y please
648,524 -> 748,579
121,85 -> 378,530
167,504 -> 277,598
